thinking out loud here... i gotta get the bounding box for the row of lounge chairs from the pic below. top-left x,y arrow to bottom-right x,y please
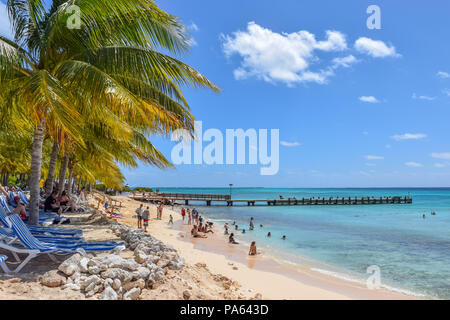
0,193 -> 125,273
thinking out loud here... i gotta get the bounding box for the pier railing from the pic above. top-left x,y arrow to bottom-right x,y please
130,192 -> 412,207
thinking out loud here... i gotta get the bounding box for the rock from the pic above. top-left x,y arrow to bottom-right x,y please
123,287 -> 141,300
40,270 -> 66,287
59,253 -> 82,276
134,251 -> 147,264
112,279 -> 121,290
123,259 -> 139,271
133,267 -> 150,280
81,275 -> 102,290
100,286 -> 118,300
88,266 -> 101,275
233,266 -> 238,270
79,257 -> 90,273
104,278 -> 113,288
100,268 -> 132,283
10,278 -> 21,283
154,270 -> 165,282
156,259 -> 170,268
100,254 -> 126,269
183,290 -> 191,300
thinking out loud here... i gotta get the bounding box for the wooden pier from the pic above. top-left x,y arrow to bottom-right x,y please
131,192 -> 412,207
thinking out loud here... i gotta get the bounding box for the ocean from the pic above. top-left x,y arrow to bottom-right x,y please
155,187 -> 450,299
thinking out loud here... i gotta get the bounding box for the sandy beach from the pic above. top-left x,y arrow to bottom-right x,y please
111,195 -> 418,300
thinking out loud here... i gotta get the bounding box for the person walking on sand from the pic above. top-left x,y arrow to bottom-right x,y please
187,209 -> 192,225
157,202 -> 164,220
181,207 -> 186,222
135,204 -> 143,228
249,217 -> 254,231
142,206 -> 150,232
169,214 -> 174,225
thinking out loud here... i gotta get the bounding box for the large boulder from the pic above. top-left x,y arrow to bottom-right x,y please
40,270 -> 66,287
58,253 -> 82,276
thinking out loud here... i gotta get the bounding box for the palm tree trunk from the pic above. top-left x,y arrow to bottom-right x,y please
57,152 -> 70,196
28,121 -> 46,225
44,141 -> 59,196
67,165 -> 74,195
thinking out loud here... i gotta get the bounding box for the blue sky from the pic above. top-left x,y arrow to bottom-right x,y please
2,0 -> 450,187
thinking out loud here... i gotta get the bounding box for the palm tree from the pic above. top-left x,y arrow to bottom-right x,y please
0,0 -> 220,224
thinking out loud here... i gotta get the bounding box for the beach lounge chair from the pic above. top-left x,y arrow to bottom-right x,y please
0,254 -> 10,273
19,192 -> 29,205
0,214 -> 125,273
0,203 -> 82,237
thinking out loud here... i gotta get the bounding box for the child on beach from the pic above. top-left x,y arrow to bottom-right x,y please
135,204 -> 143,228
191,225 -> 207,238
229,233 -> 239,244
169,214 -> 174,225
235,224 -> 238,231
142,206 -> 150,232
224,223 -> 229,235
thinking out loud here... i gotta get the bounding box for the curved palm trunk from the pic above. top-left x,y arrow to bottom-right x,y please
44,141 -> 59,196
28,121 -> 46,225
57,152 -> 70,196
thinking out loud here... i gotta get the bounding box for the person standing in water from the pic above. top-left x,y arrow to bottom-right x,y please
249,217 -> 254,231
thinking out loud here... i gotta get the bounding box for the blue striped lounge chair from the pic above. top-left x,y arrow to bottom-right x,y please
0,254 -> 10,273
0,214 -> 125,273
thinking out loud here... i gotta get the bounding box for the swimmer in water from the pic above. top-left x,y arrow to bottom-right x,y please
267,232 -> 271,237
282,235 -> 286,240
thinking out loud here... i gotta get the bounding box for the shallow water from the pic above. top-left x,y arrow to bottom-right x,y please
156,187 -> 450,299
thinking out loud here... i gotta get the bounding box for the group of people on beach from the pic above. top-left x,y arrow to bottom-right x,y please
135,202 -> 173,232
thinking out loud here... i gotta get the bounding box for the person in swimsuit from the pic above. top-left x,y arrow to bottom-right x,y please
249,241 -> 259,256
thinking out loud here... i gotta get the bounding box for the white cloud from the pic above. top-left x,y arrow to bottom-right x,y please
391,133 -> 427,141
0,2 -> 12,38
412,93 -> 436,101
280,141 -> 301,147
365,155 -> 384,160
405,162 -> 423,168
437,71 -> 450,79
365,163 -> 376,167
362,131 -> 369,135
332,55 -> 358,68
431,152 -> 450,160
222,22 -> 349,85
359,96 -> 379,103
434,163 -> 448,168
385,144 -> 391,149
354,37 -> 400,58
443,89 -> 450,97
188,22 -> 199,32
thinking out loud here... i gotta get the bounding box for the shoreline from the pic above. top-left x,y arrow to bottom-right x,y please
113,195 -> 420,300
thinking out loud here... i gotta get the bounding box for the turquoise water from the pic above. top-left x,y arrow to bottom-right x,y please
157,188 -> 450,299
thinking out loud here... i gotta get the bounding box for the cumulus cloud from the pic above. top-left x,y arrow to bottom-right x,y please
359,96 -> 379,103
354,37 -> 400,58
405,162 -> 423,168
188,22 -> 199,32
365,155 -> 384,160
412,93 -> 436,101
0,2 -> 12,38
280,141 -> 301,147
391,133 -> 427,141
443,89 -> 450,97
434,163 -> 448,168
222,22 -> 349,85
437,71 -> 450,79
431,152 -> 450,160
